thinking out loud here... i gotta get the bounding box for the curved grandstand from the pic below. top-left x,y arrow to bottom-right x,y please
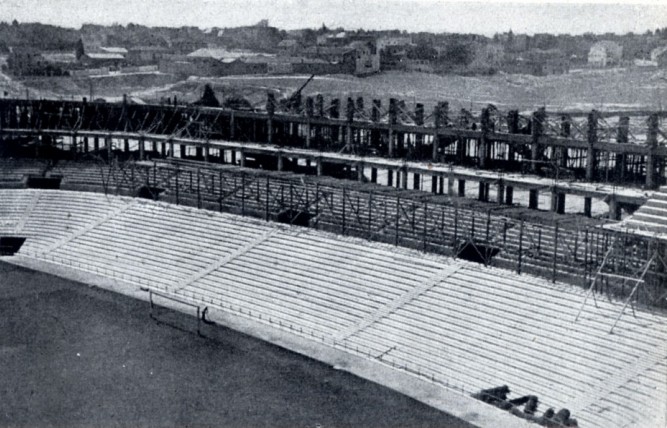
2,188 -> 666,428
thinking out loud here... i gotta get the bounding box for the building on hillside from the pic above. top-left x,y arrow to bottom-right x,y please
403,58 -> 434,73
650,46 -> 667,67
377,36 -> 413,51
505,49 -> 569,76
126,46 -> 170,65
470,43 -> 506,70
302,46 -> 355,74
316,32 -> 349,47
348,40 -> 380,76
79,52 -> 125,68
42,51 -> 77,65
277,39 -> 300,56
588,41 -> 623,67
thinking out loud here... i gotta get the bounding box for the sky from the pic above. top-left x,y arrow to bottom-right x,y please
0,0 -> 666,36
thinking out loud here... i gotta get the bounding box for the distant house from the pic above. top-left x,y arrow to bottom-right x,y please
302,46 -> 356,73
470,43 -> 505,69
650,46 -> 667,67
126,46 -> 170,65
403,59 -> 434,73
80,52 -> 125,68
588,41 -> 623,67
348,41 -> 380,76
277,39 -> 299,56
377,36 -> 413,51
505,49 -> 569,76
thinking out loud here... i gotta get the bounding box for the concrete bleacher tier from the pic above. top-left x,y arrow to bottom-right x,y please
1,188 -> 666,428
619,186 -> 667,237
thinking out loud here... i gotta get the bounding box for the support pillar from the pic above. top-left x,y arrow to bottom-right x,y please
305,97 -> 313,149
106,135 -> 112,159
497,181 -> 505,204
139,137 -> 145,160
431,176 -> 438,194
388,98 -> 397,157
529,189 -> 539,210
413,173 -> 420,190
478,182 -> 489,202
584,197 -> 592,217
586,110 -> 598,181
401,167 -> 408,189
277,153 -> 284,171
316,158 -> 323,176
239,149 -> 246,168
608,195 -> 621,220
357,162 -> 364,182
266,92 -> 275,145
616,116 -> 629,182
505,186 -> 514,205
124,138 -> 130,153
479,107 -> 490,168
370,167 -> 377,183
646,113 -> 659,189
458,179 -> 466,197
531,108 -> 545,173
83,136 -> 89,153
387,169 -> 393,186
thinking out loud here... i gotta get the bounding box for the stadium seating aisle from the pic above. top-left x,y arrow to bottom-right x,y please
2,189 -> 665,428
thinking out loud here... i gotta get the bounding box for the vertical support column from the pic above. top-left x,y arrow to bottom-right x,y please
478,182 -> 489,202
94,136 -> 100,152
169,140 -> 174,159
413,172 -> 420,190
180,144 -> 186,158
239,148 -> 246,168
357,162 -> 364,182
401,166 -> 408,189
388,98 -> 397,158
370,167 -> 377,183
305,97 -> 313,149
431,175 -> 438,194
316,158 -> 323,176
346,97 -> 355,152
415,103 -> 424,159
457,109 -> 469,162
139,136 -> 145,160
608,195 -> 621,220
458,179 -> 466,197
229,111 -> 235,140
505,186 -> 514,205
531,108 -> 545,173
479,107 -> 490,168
497,180 -> 505,204
329,98 -> 340,145
438,176 -> 444,195
507,110 -> 519,165
559,114 -> 571,168
529,189 -> 539,210
586,110 -> 598,181
584,197 -> 592,217
123,138 -> 130,153
277,152 -> 284,171
371,99 -> 381,152
106,134 -> 112,160
387,169 -> 393,186
83,136 -> 89,153
615,115 -> 629,182
550,190 -> 566,214
266,92 -> 275,145
432,103 -> 441,162
646,113 -> 659,189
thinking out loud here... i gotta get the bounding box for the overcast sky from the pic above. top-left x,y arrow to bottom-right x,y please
1,0 -> 665,36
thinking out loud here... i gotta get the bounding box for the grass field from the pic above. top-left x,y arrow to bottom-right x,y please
0,261 -> 472,428
4,66 -> 666,114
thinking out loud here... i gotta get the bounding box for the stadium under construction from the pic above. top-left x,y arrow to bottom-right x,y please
0,96 -> 666,427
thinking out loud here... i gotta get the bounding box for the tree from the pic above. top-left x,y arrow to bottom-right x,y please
197,84 -> 220,107
75,38 -> 85,60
